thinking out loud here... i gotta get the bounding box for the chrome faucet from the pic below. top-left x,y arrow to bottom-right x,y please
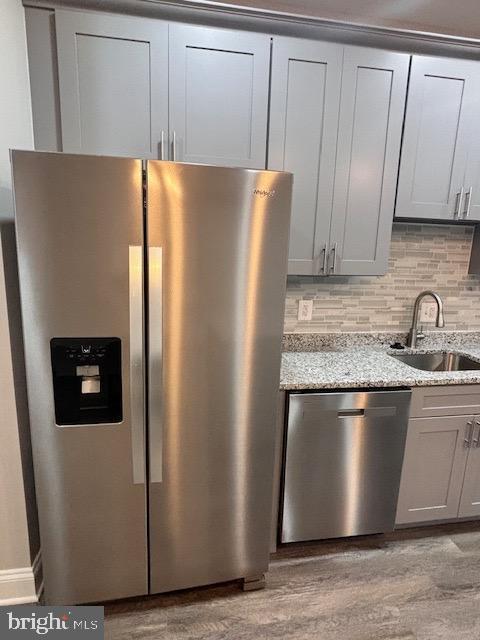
407,291 -> 445,348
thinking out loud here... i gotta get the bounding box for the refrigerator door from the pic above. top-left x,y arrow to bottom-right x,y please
147,161 -> 292,593
11,151 -> 148,604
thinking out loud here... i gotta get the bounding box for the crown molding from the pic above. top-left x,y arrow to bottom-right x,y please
23,0 -> 480,56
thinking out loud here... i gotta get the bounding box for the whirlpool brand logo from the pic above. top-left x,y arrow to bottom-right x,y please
1,607 -> 104,638
253,188 -> 276,198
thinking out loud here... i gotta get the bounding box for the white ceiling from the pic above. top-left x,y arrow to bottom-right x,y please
209,0 -> 480,39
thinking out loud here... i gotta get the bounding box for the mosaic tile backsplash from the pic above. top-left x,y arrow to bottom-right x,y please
285,223 -> 480,333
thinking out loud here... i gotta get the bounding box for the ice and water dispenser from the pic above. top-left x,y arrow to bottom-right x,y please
50,338 -> 122,425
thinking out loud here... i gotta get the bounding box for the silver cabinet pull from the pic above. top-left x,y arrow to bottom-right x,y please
473,420 -> 480,448
318,243 -> 328,275
172,130 -> 177,162
465,420 -> 474,448
454,187 -> 465,219
323,243 -> 329,274
159,130 -> 166,160
463,186 -> 473,218
148,246 -> 164,483
129,245 -> 145,484
329,242 -> 338,274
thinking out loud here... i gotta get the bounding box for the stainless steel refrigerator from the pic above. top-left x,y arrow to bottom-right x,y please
11,151 -> 292,605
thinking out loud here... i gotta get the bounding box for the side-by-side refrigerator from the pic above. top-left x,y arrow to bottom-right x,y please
11,151 -> 292,605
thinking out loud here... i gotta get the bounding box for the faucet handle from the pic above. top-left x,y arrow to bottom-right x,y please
417,325 -> 425,341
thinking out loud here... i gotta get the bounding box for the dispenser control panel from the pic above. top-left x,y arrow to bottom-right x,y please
50,337 -> 122,425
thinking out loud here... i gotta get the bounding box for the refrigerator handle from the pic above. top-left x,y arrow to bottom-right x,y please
129,246 -> 146,485
148,246 -> 164,483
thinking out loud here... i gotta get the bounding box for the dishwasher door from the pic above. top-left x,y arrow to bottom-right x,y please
281,390 -> 411,543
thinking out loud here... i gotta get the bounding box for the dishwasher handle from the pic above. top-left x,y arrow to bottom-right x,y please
337,409 -> 364,417
337,406 -> 397,419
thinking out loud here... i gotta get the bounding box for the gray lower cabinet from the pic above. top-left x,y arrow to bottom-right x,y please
55,10 -> 169,158
396,385 -> 480,525
268,38 -> 409,276
169,24 -> 270,168
396,415 -> 470,524
396,55 -> 480,221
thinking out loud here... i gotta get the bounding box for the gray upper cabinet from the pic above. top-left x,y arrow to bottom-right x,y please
53,12 -> 270,165
329,47 -> 409,275
463,116 -> 480,221
269,38 -> 408,276
396,55 -> 480,221
169,24 -> 270,168
55,10 -> 168,158
25,7 -> 62,152
268,38 -> 342,275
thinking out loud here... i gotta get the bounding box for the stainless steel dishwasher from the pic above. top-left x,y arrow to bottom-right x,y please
281,390 -> 411,543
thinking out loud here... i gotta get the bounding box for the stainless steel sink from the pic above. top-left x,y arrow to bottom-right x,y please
390,351 -> 480,372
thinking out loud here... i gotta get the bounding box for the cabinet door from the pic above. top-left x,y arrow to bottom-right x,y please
268,38 -> 342,275
329,47 -> 408,276
396,416 -> 470,525
462,153 -> 480,222
169,24 -> 270,168
462,105 -> 480,221
396,55 -> 478,220
459,418 -> 480,517
56,10 -> 168,158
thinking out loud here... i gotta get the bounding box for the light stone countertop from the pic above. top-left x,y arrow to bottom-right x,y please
280,339 -> 480,391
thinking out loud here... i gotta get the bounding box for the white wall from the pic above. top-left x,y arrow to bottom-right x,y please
0,0 -> 37,604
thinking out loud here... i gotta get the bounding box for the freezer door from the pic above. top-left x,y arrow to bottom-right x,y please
11,151 -> 147,604
147,161 -> 292,593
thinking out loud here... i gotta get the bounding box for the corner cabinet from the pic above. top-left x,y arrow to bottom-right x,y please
268,38 -> 409,276
396,55 -> 480,221
396,385 -> 480,525
53,10 -> 270,166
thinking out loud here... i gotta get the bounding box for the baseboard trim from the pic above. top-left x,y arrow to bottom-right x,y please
0,551 -> 42,606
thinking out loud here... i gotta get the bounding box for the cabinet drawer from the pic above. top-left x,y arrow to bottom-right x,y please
410,385 -> 480,418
